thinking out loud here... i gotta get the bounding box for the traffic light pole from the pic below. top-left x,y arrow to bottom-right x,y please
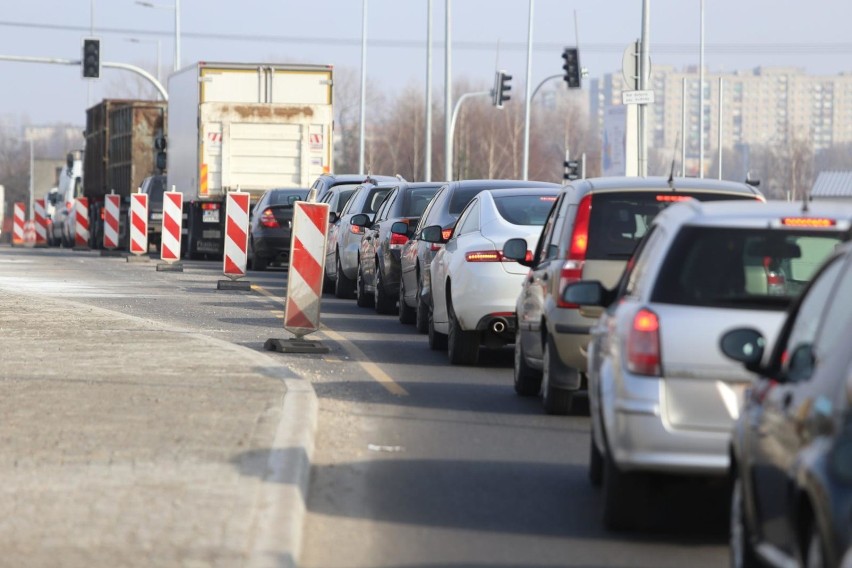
0,55 -> 168,101
447,90 -> 490,181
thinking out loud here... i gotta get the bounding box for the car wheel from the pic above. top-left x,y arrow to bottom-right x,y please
415,270 -> 429,334
589,431 -> 604,487
803,517 -> 827,568
428,306 -> 448,351
322,270 -> 335,294
356,261 -> 374,308
602,449 -> 644,531
542,335 -> 574,415
447,294 -> 479,365
398,278 -> 416,324
374,263 -> 396,314
250,242 -> 268,271
514,330 -> 542,396
334,254 -> 356,299
730,477 -> 760,568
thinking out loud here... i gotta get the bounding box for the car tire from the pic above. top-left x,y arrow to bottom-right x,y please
589,432 -> 604,487
251,244 -> 268,271
322,270 -> 335,294
374,263 -> 396,314
415,270 -> 429,334
514,330 -> 542,396
542,335 -> 574,415
447,294 -> 479,365
334,254 -> 356,299
398,278 -> 416,324
428,306 -> 448,351
730,477 -> 761,568
602,449 -> 644,531
356,261 -> 374,308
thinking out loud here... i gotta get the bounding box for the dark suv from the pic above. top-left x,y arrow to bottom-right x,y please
399,179 -> 560,334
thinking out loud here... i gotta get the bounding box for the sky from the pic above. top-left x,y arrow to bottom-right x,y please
1,0 -> 851,127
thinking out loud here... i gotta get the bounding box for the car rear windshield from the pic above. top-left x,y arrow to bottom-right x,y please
586,191 -> 758,260
268,190 -> 308,206
404,187 -> 440,217
651,226 -> 844,310
495,194 -> 557,225
360,187 -> 393,214
449,186 -> 492,215
145,176 -> 166,202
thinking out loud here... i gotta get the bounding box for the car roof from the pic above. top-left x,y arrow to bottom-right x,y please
576,176 -> 762,197
480,187 -> 561,198
654,198 -> 852,230
323,174 -> 398,184
446,179 -> 561,191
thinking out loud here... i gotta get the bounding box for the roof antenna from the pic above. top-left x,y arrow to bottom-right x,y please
802,190 -> 810,213
667,131 -> 680,190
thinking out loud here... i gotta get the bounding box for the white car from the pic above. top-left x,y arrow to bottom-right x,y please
422,187 -> 560,365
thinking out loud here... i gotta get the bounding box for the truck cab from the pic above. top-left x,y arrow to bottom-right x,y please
55,151 -> 83,248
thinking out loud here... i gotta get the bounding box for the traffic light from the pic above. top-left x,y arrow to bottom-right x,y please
492,70 -> 512,109
564,159 -> 580,181
155,135 -> 167,172
561,47 -> 581,89
82,38 -> 101,79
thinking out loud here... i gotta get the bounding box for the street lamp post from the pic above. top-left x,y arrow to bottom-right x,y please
135,0 -> 180,72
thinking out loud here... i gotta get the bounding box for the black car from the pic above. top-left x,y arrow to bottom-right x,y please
247,188 -> 309,271
399,179 -> 560,334
140,174 -> 166,252
352,182 -> 443,314
309,173 -> 399,203
721,240 -> 852,568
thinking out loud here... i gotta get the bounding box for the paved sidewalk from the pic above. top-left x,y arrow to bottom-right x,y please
0,290 -> 317,568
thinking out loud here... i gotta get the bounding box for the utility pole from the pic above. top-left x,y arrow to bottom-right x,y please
638,0 -> 650,177
444,0 -> 452,181
424,0 -> 433,181
699,0 -> 705,178
359,0 -> 368,174
521,0 -> 534,181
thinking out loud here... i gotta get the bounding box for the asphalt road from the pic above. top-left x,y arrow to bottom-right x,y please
0,245 -> 730,568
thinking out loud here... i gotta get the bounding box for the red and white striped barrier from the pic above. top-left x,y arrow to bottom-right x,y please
103,193 -> 120,249
283,201 -> 330,338
160,191 -> 183,263
33,199 -> 48,247
12,202 -> 25,246
129,192 -> 149,255
223,192 -> 250,278
74,197 -> 90,248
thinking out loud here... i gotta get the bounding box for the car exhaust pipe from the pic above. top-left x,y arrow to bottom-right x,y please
491,318 -> 508,334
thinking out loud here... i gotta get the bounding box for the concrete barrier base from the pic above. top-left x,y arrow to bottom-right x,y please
264,338 -> 330,354
100,249 -> 125,257
217,279 -> 252,291
156,262 -> 184,272
126,255 -> 150,263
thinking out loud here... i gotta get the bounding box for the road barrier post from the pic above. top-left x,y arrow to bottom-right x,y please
23,220 -> 35,247
12,201 -> 25,246
265,201 -> 330,354
217,191 -> 251,291
101,193 -> 121,255
127,191 -> 149,263
33,198 -> 47,247
73,197 -> 90,250
157,189 -> 183,272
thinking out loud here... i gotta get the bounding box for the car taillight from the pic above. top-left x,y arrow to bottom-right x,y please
66,202 -> 73,211
557,193 -> 591,308
442,228 -> 453,240
466,250 -> 503,262
201,203 -> 220,211
627,308 -> 661,376
350,224 -> 365,235
390,232 -> 408,247
260,208 -> 279,228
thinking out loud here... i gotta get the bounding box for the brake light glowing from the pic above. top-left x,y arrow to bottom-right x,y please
466,250 -> 503,262
781,217 -> 836,227
350,224 -> 365,235
656,194 -> 693,202
558,194 -> 592,308
540,196 -> 557,201
260,208 -> 279,228
442,228 -> 453,240
390,231 -> 408,247
201,203 -> 220,211
627,308 -> 661,376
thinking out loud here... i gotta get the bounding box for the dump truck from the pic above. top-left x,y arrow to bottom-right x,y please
81,99 -> 167,248
166,62 -> 334,259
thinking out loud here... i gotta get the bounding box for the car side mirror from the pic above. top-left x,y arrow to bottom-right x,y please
561,280 -> 609,307
502,238 -> 533,267
391,221 -> 409,235
420,224 -> 445,243
328,211 -> 339,224
350,213 -> 371,228
719,328 -> 766,370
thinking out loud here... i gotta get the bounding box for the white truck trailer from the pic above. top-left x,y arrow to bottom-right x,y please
166,62 -> 334,259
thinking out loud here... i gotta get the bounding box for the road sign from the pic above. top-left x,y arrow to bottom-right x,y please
622,41 -> 651,89
622,90 -> 655,105
129,193 -> 149,255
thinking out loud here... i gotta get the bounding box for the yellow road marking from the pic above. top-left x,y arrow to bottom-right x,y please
251,283 -> 408,396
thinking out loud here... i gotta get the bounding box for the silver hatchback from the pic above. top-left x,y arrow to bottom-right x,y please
565,199 -> 852,531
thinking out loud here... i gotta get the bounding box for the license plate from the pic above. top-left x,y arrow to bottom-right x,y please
203,209 -> 220,223
150,213 -> 163,220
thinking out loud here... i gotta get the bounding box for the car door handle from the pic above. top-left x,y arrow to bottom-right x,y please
542,273 -> 548,281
